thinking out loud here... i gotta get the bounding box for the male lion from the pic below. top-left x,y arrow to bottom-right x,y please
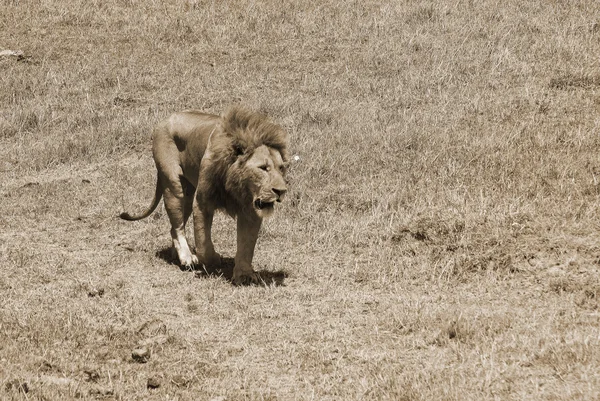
120,106 -> 289,285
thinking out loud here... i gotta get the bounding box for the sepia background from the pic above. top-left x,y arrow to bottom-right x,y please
2,0 -> 600,399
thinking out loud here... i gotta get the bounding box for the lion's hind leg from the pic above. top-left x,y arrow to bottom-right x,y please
163,177 -> 198,269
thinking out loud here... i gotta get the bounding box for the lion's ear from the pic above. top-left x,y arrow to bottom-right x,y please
232,142 -> 245,157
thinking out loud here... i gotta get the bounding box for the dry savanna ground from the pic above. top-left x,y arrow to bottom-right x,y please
2,0 -> 600,399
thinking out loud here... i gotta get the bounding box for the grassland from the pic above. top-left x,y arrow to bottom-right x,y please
2,0 -> 600,399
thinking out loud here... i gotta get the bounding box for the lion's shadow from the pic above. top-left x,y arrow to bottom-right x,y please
155,247 -> 288,287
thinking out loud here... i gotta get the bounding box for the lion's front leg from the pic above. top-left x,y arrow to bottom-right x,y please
232,214 -> 262,285
192,197 -> 221,268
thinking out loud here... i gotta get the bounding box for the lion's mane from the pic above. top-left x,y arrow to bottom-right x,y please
198,106 -> 289,216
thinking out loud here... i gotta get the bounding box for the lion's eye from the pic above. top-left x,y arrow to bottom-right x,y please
259,165 -> 269,172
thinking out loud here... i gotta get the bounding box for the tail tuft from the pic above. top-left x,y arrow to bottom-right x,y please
120,212 -> 136,221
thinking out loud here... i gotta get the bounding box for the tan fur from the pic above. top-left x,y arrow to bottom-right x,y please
121,106 -> 289,285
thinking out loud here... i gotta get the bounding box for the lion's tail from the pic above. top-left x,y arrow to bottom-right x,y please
119,173 -> 163,221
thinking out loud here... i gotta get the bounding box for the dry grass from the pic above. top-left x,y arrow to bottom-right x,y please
2,0 -> 600,399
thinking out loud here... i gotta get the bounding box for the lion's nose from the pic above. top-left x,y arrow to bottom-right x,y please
272,188 -> 287,201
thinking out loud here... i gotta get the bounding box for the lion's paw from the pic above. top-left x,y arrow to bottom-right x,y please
232,271 -> 261,286
179,255 -> 197,270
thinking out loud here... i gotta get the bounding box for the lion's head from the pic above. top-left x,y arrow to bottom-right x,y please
199,106 -> 289,218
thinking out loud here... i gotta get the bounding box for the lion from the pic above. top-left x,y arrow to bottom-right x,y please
120,106 -> 289,285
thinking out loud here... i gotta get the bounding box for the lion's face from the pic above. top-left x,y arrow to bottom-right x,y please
237,144 -> 288,218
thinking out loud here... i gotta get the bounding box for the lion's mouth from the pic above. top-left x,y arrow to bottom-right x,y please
254,199 -> 275,210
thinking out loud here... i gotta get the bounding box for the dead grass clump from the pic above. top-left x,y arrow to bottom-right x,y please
549,274 -> 600,310
15,109 -> 40,133
391,212 -> 528,280
449,250 -> 515,278
549,74 -> 600,89
0,117 -> 17,139
433,312 -> 514,347
4,379 -> 30,395
406,5 -> 439,24
393,215 -> 466,244
435,315 -> 475,345
533,337 -> 600,376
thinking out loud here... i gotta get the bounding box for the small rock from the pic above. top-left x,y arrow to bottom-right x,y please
210,397 -> 227,401
170,374 -> 190,387
0,49 -> 25,59
147,376 -> 161,389
131,347 -> 151,363
137,319 -> 167,336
